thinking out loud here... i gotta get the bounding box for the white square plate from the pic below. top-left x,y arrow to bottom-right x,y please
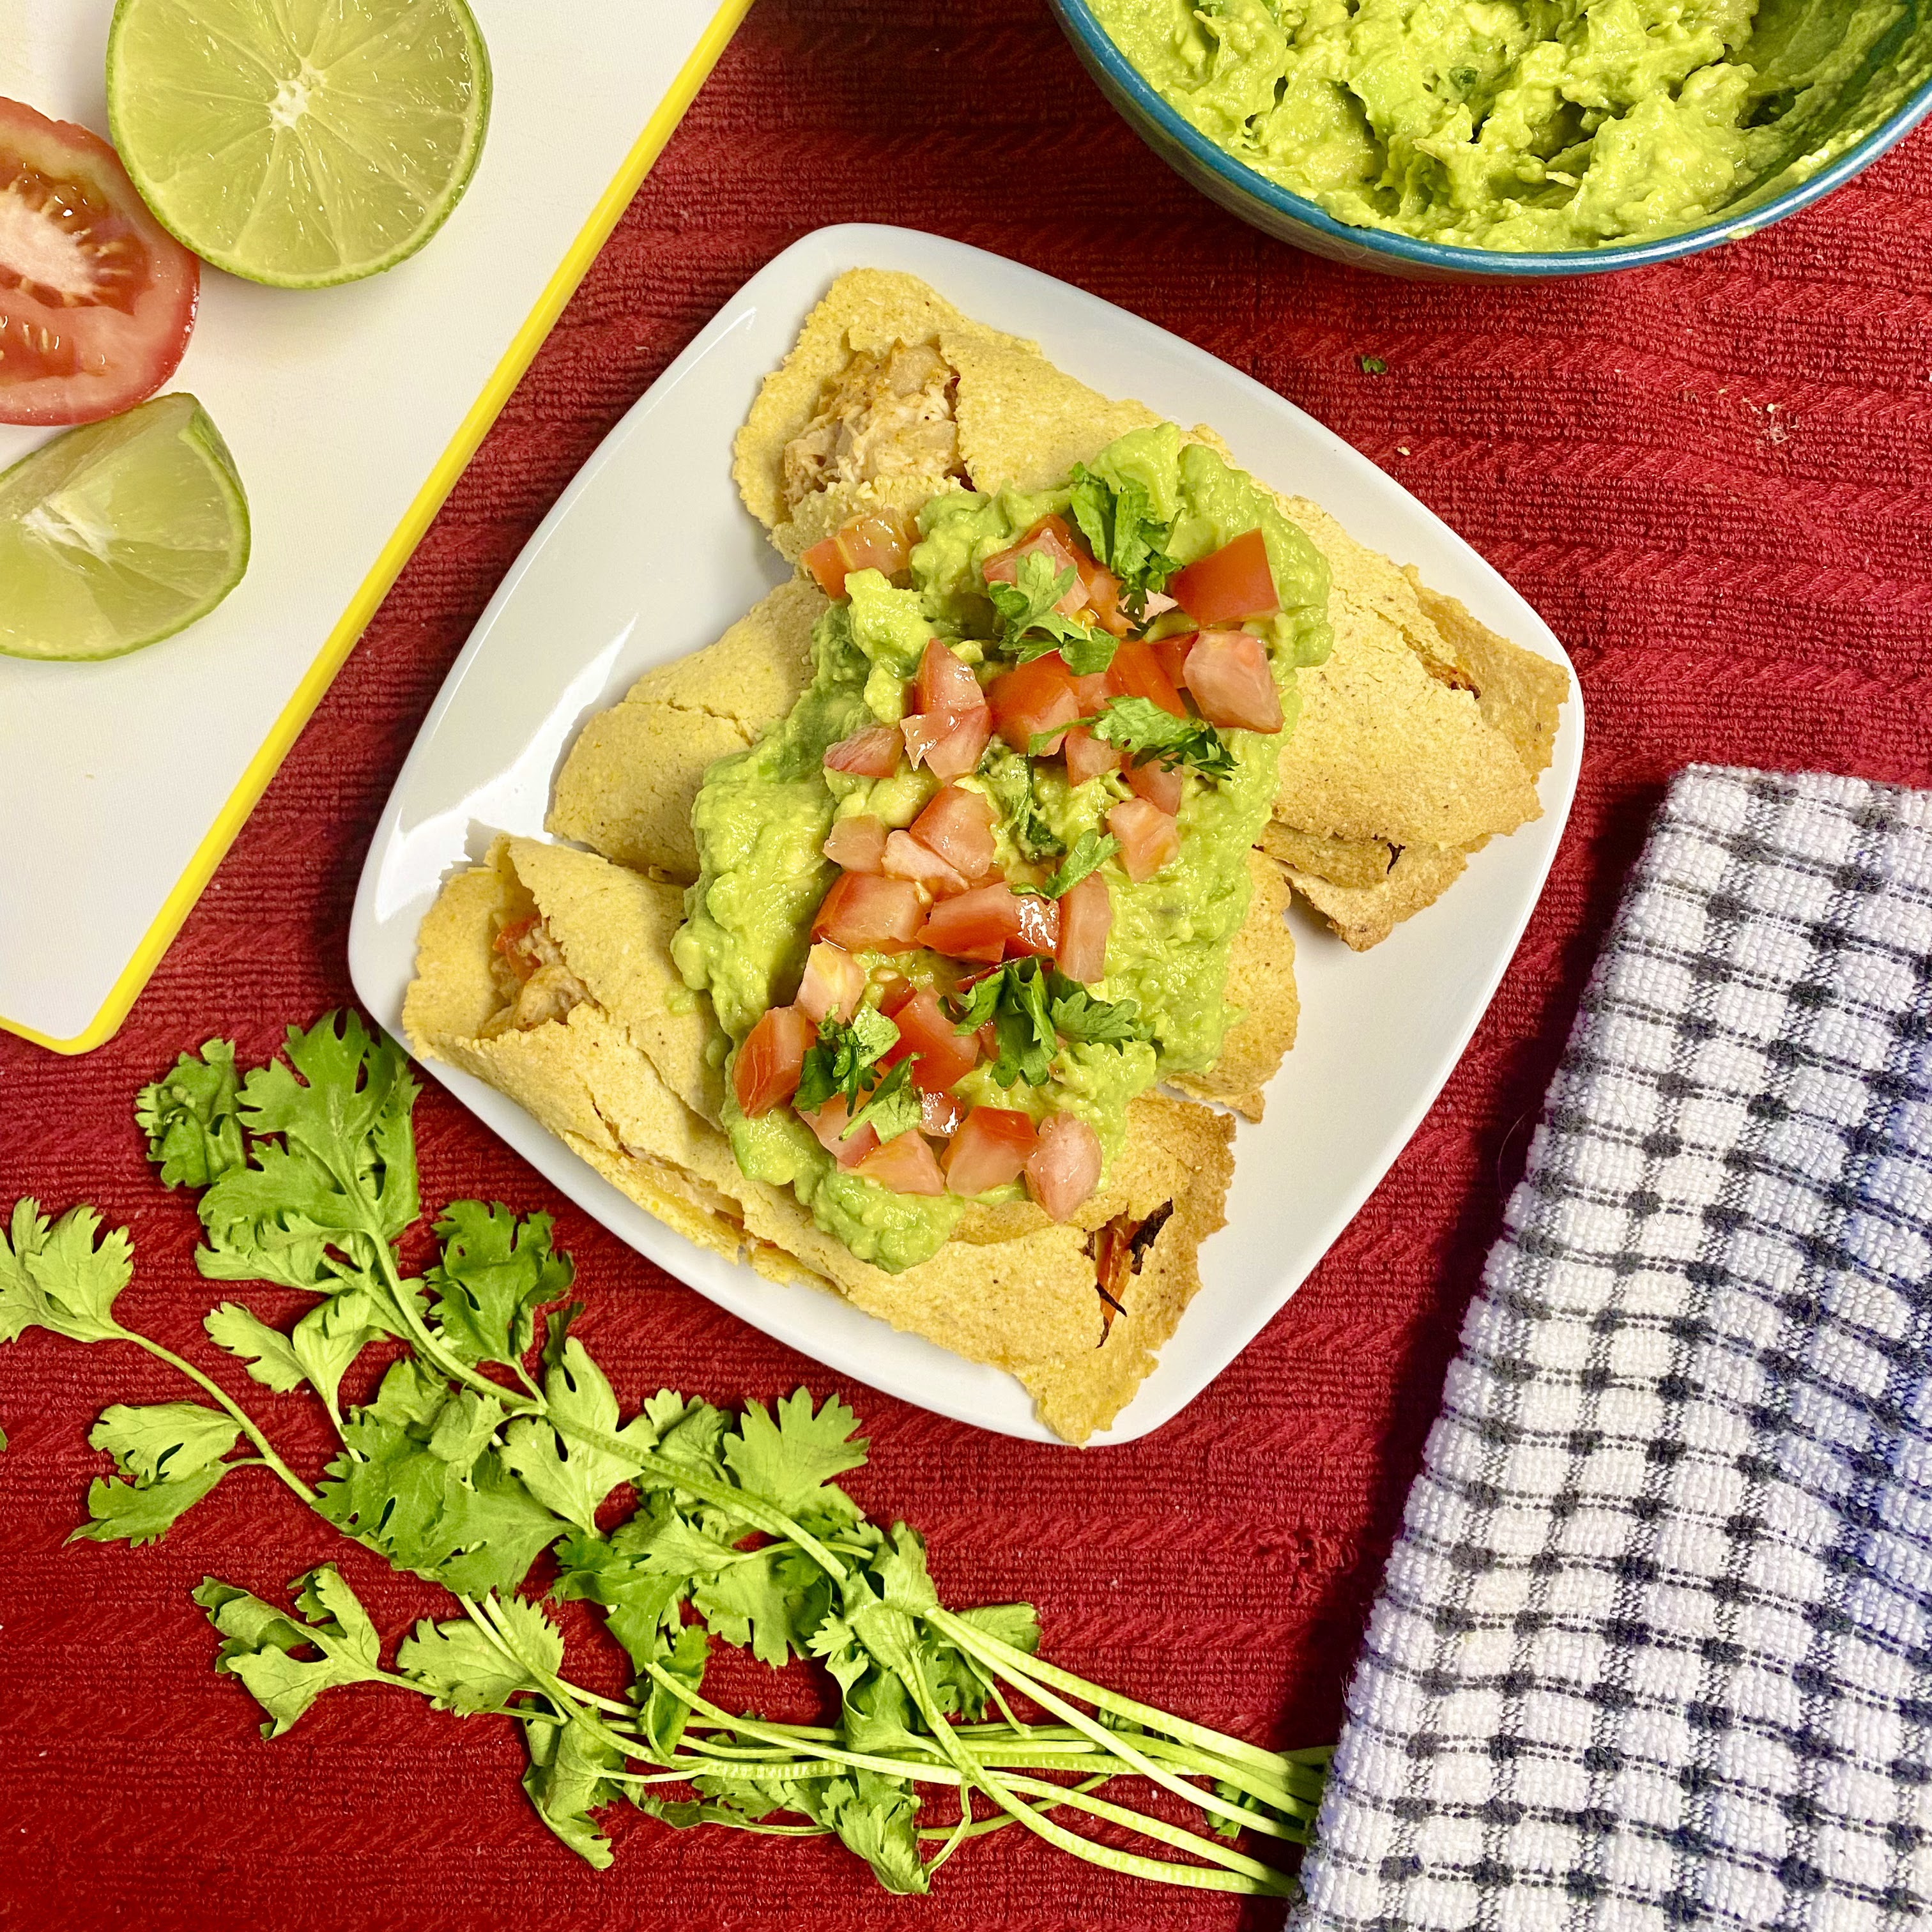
348,224 -> 1583,1447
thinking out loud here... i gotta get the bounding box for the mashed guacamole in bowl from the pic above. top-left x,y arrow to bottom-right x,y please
1060,0 -> 1932,265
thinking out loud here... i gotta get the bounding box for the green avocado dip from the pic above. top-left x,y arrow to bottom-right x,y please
1089,0 -> 1931,250
670,424 -> 1330,1273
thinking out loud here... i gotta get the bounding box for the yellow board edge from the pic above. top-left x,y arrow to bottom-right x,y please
3,0 -> 757,1058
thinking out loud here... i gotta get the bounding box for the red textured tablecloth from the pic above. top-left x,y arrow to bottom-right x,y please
4,4 -> 1931,1927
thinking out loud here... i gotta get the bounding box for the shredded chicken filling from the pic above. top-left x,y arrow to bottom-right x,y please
781,341 -> 964,511
482,913 -> 589,1038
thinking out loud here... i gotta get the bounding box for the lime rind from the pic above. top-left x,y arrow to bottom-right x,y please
0,394 -> 252,663
105,0 -> 492,291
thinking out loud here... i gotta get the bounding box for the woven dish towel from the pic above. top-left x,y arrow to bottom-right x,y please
1295,766 -> 1932,1931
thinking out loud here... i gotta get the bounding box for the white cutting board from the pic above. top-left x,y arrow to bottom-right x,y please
0,0 -> 753,1052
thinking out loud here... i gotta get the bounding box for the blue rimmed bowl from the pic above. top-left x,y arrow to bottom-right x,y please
1048,0 -> 1932,280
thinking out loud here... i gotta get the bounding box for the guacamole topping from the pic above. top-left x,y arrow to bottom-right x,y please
672,425 -> 1331,1273
1089,0 -> 1930,250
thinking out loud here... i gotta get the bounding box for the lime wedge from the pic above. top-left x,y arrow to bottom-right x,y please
0,394 -> 250,662
105,0 -> 491,289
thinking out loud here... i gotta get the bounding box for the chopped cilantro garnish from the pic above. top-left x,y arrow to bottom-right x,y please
1041,831 -> 1119,898
793,1007 -> 900,1116
843,1058 -> 920,1145
1066,464 -> 1179,621
949,958 -> 1150,1087
986,550 -> 1116,673
1086,696 -> 1239,783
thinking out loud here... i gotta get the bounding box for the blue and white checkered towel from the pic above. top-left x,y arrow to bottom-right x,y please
1296,766 -> 1932,1931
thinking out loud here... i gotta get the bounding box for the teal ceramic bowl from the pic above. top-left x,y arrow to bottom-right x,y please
1049,0 -> 1932,279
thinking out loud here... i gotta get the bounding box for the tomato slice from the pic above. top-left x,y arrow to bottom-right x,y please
1055,873 -> 1112,983
795,942 -> 866,1025
1106,797 -> 1181,882
884,986 -> 979,1090
901,703 -> 992,783
733,1005 -> 816,1117
883,828 -> 967,898
917,882 -> 1026,962
822,815 -> 887,873
1009,892 -> 1061,959
915,638 -> 985,715
1105,640 -> 1187,719
799,1094 -> 880,1170
824,725 -> 903,778
801,537 -> 847,599
988,652 -> 1082,754
812,872 -> 926,952
1124,757 -> 1183,815
857,1132 -> 947,1196
1063,725 -> 1122,787
0,99 -> 199,427
1184,631 -> 1284,733
1170,530 -> 1280,625
1026,1113 -> 1103,1222
945,1107 -> 1040,1196
910,785 -> 997,880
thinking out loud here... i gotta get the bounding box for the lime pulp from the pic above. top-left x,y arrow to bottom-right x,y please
105,0 -> 492,290
0,394 -> 251,662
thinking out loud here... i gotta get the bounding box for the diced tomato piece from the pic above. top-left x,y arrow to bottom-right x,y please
1184,631 -> 1284,733
822,815 -> 887,873
1071,671 -> 1113,714
857,1131 -> 947,1196
825,725 -> 903,778
733,1005 -> 816,1117
917,882 -> 1025,963
836,507 -> 916,580
875,972 -> 916,1016
1170,529 -> 1279,625
799,1094 -> 879,1170
915,638 -> 985,715
903,704 -> 993,781
812,872 -> 926,953
945,1107 -> 1040,1196
1063,726 -> 1122,786
988,653 -> 1082,755
796,942 -> 866,1025
801,537 -> 848,599
885,986 -> 980,1089
910,785 -> 997,880
1105,640 -> 1186,719
1149,632 -> 1194,689
976,1022 -> 1000,1061
1026,1114 -> 1103,1222
1055,874 -> 1112,983
1124,757 -> 1183,815
884,829 -> 968,898
982,518 -> 1088,615
1082,561 -> 1131,638
919,1087 -> 967,1137
1009,893 -> 1061,958
1106,798 -> 1181,883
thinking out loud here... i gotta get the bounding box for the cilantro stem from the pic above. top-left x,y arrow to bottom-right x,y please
128,1335 -> 316,1503
924,1606 -> 1298,1782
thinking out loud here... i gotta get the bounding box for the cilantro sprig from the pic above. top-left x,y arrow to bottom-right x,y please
794,1007 -> 899,1116
1066,464 -> 1179,622
1041,831 -> 1119,898
3,1013 -> 1328,1896
1086,696 -> 1239,783
950,959 -> 1151,1087
986,550 -> 1115,675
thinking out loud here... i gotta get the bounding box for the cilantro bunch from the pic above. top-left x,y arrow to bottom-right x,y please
2,1013 -> 1326,1896
951,960 -> 1152,1088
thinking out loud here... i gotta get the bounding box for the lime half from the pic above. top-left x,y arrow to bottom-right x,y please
0,394 -> 250,662
106,0 -> 491,289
